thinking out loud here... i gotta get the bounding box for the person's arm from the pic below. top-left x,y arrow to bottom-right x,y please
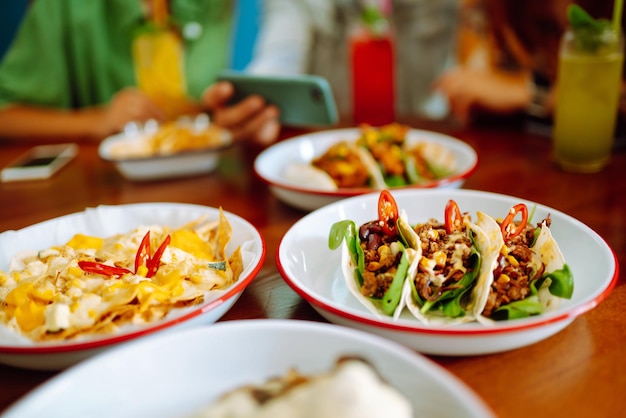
0,88 -> 166,143
433,67 -> 535,124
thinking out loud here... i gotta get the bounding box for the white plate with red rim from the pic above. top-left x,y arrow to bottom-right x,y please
276,189 -> 618,355
1,320 -> 495,418
0,203 -> 265,370
254,127 -> 478,211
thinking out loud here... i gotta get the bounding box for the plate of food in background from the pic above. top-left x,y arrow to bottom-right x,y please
0,203 -> 265,370
0,320 -> 495,418
254,124 -> 478,211
99,114 -> 232,181
276,188 -> 617,355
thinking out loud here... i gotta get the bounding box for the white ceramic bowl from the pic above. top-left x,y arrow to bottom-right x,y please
98,118 -> 232,181
254,128 -> 478,211
0,203 -> 265,370
276,189 -> 617,355
1,320 -> 494,418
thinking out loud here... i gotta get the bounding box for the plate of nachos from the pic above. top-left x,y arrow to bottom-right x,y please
99,115 -> 233,181
0,203 -> 265,370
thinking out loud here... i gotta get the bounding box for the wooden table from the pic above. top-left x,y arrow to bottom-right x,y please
0,119 -> 624,418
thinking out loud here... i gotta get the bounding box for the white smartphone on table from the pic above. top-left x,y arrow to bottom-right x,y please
1,143 -> 78,182
217,71 -> 339,127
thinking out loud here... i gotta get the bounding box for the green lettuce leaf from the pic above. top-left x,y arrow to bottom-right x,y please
381,249 -> 410,315
537,264 -> 574,299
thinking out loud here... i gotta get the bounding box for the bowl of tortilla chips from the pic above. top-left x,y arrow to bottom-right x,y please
99,114 -> 233,181
0,203 -> 265,370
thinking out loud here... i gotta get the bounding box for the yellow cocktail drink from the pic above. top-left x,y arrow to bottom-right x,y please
553,28 -> 624,172
132,0 -> 199,120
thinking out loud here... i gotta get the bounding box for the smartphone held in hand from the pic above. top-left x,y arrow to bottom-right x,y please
217,71 -> 339,127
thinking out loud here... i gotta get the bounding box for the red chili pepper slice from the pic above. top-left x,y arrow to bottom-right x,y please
134,231 -> 151,273
378,190 -> 398,236
145,235 -> 171,278
500,203 -> 529,241
444,199 -> 462,234
78,261 -> 132,277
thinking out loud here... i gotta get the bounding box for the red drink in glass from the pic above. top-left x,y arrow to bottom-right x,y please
350,28 -> 396,126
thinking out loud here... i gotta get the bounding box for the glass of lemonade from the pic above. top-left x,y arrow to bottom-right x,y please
553,26 -> 624,172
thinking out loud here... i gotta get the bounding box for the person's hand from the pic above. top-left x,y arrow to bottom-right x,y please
95,88 -> 165,139
202,81 -> 280,146
434,67 -> 531,125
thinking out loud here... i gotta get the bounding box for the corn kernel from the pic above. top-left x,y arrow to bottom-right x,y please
434,251 -> 447,266
507,255 -> 519,267
427,229 -> 438,240
69,279 -> 84,289
68,266 -> 83,278
497,274 -> 511,284
136,265 -> 149,277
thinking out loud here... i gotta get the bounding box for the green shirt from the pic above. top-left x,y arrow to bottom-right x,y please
0,0 -> 233,109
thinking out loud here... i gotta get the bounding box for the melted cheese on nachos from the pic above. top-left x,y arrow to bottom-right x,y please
0,209 -> 243,342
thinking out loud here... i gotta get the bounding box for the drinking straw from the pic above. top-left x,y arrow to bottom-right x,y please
152,0 -> 168,27
613,0 -> 623,34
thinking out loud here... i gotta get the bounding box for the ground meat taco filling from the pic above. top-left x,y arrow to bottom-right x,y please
358,221 -> 403,299
482,218 -> 550,317
412,219 -> 474,302
311,141 -> 371,188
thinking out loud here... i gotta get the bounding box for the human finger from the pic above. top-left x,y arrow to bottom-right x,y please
202,81 -> 235,111
227,105 -> 280,145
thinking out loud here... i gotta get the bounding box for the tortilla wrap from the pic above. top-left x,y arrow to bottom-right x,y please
404,215 -> 494,325
283,141 -> 386,190
473,211 -> 573,323
335,213 -> 418,319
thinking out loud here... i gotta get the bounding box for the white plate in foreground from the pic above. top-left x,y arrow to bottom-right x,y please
277,189 -> 618,355
0,203 -> 265,370
1,320 -> 494,418
254,127 -> 478,211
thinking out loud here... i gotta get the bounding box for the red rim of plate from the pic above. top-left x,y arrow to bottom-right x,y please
276,235 -> 619,337
253,129 -> 479,198
0,227 -> 266,355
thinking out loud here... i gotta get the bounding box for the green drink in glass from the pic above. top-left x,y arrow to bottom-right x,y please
553,6 -> 624,172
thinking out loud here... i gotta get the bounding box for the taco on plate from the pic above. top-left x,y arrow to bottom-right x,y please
472,204 -> 574,322
403,200 -> 493,325
283,140 -> 386,191
328,190 -> 419,319
356,123 -> 456,187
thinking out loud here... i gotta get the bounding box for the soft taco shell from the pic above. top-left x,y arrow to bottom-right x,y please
341,216 -> 418,319
473,211 -> 568,323
404,217 -> 493,325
